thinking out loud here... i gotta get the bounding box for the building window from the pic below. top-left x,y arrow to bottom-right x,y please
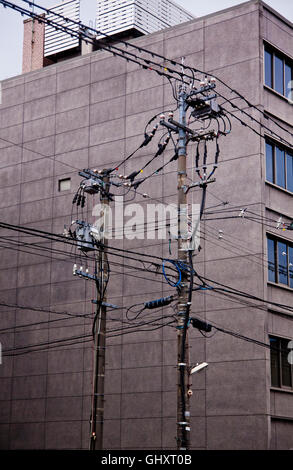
264,44 -> 293,99
265,48 -> 273,88
58,178 -> 71,191
270,336 -> 293,389
267,236 -> 293,288
265,139 -> 293,192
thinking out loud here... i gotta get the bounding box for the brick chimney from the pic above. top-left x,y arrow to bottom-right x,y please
22,15 -> 46,74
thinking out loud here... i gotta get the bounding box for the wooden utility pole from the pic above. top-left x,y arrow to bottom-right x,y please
176,85 -> 191,450
89,171 -> 110,450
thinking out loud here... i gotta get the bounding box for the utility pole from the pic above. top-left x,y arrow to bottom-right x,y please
89,171 -> 110,450
176,83 -> 191,450
76,77 -> 221,451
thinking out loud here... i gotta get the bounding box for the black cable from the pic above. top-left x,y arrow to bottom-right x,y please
20,0 -> 292,143
189,313 -> 289,355
195,142 -> 201,179
194,277 -> 293,313
207,138 -> 220,180
0,298 -> 171,335
126,304 -> 146,321
19,0 -> 187,83
127,134 -> 171,183
111,124 -> 159,175
2,216 -> 290,308
133,149 -> 179,189
0,300 -> 90,319
0,221 -> 167,265
0,218 -> 290,302
2,332 -> 93,356
2,315 -> 176,356
0,232 -> 176,283
4,0 -> 292,151
2,222 -> 293,315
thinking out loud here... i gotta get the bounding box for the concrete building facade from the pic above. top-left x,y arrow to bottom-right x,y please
0,0 -> 292,450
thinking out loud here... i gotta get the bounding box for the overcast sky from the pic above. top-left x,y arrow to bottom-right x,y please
0,0 -> 292,81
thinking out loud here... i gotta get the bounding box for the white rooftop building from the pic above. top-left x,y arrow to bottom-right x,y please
95,0 -> 195,39
23,0 -> 194,69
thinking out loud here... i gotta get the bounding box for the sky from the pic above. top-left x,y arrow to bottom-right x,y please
0,0 -> 292,81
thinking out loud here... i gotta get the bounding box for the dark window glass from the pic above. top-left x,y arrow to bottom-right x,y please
266,142 -> 274,183
267,238 -> 276,282
289,246 -> 293,289
281,339 -> 292,387
265,49 -> 273,88
270,337 -> 280,387
274,55 -> 284,95
286,152 -> 293,192
285,63 -> 293,100
276,146 -> 285,188
264,45 -> 293,98
278,241 -> 288,285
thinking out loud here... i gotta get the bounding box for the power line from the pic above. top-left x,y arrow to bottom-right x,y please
2,0 -> 292,153
194,277 -> 293,314
2,314 -> 176,357
0,300 -> 91,319
1,221 -> 293,314
190,312 -> 288,355
17,0 -> 293,146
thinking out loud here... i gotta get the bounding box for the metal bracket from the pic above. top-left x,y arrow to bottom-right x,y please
184,177 -> 216,194
160,119 -> 179,133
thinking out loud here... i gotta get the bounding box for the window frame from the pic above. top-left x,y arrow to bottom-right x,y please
58,177 -> 71,192
265,138 -> 293,193
267,235 -> 293,289
264,43 -> 293,100
269,335 -> 293,390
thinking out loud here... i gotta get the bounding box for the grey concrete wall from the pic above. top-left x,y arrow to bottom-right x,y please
0,0 -> 292,450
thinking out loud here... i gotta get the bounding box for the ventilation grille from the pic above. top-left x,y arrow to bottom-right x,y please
44,0 -> 80,58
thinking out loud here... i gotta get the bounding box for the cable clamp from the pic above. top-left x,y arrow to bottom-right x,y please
178,302 -> 192,307
178,363 -> 187,367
